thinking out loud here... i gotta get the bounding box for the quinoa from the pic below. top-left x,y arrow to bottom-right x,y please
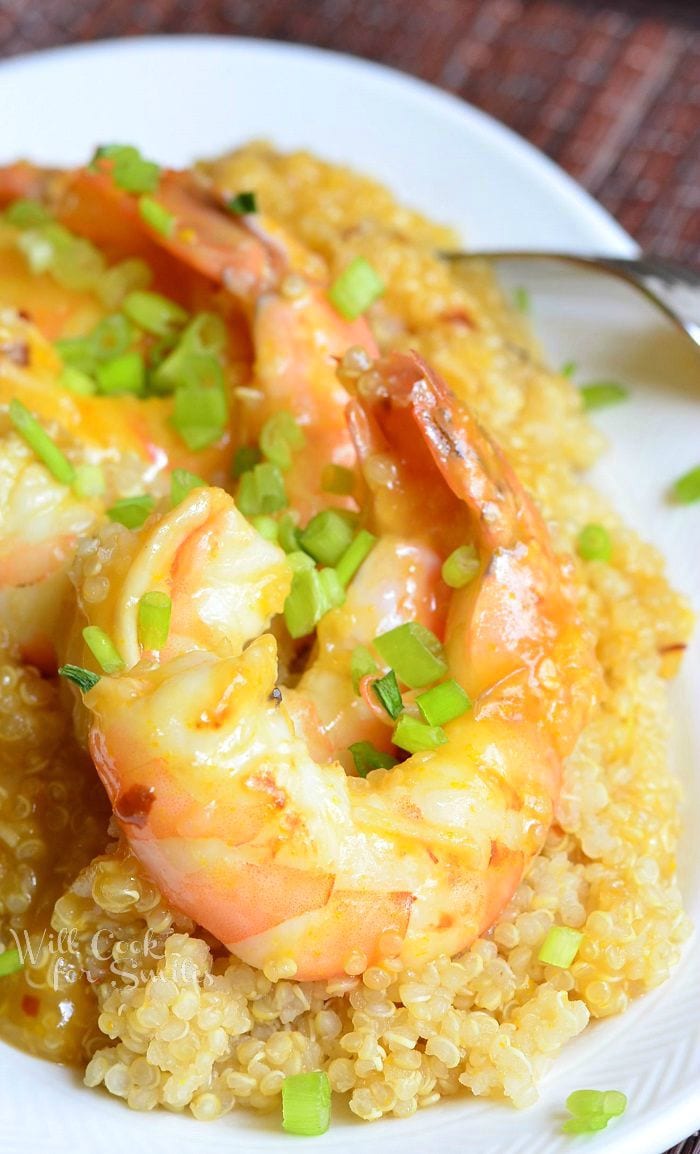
0,143 -> 693,1122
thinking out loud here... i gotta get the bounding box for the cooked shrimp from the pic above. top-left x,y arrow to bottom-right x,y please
46,161 -> 378,516
74,351 -> 599,981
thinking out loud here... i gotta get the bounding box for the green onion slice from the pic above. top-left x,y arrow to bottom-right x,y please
513,286 -> 530,313
95,350 -> 145,396
227,191 -> 257,215
416,679 -> 471,726
94,145 -> 161,194
73,464 -> 105,499
371,669 -> 404,719
577,523 -> 612,563
98,258 -> 152,309
237,462 -> 287,516
334,529 -> 376,588
5,199 -> 52,228
138,591 -> 172,651
562,1088 -> 627,1133
538,926 -> 583,968
374,621 -> 447,689
172,376 -> 228,451
82,626 -> 125,675
318,567 -> 345,611
328,256 -> 384,321
138,196 -> 175,237
259,411 -> 305,471
560,360 -> 577,378
580,380 -> 628,411
350,645 -> 377,694
170,468 -> 205,507
349,741 -> 398,777
300,509 -> 355,567
672,465 -> 700,504
122,290 -> 188,337
59,366 -> 96,396
277,513 -> 301,553
392,714 -> 447,754
321,463 -> 355,495
250,515 -> 279,542
281,1071 -> 331,1137
232,445 -> 262,478
107,494 -> 156,530
58,664 -> 100,693
0,947 -> 24,977
9,399 -> 75,485
441,544 -> 479,589
284,568 -> 327,639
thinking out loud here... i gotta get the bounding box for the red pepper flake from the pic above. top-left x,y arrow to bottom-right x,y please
21,994 -> 40,1018
659,643 -> 687,655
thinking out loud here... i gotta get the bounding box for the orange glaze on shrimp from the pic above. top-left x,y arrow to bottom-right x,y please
74,351 -> 599,981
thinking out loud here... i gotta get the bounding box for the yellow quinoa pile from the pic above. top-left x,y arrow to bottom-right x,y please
0,143 -> 693,1122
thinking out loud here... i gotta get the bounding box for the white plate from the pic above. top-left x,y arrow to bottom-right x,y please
0,35 -> 698,1154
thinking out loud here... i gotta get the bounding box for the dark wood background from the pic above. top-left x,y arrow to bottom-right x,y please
0,2 -> 698,1151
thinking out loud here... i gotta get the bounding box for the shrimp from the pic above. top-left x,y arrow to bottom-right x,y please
40,159 -> 378,517
74,351 -> 599,981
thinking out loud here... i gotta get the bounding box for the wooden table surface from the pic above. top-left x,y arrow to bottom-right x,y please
0,2 -> 698,1151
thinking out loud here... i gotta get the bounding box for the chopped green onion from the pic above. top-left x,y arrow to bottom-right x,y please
180,312 -> 228,357
15,226 -> 54,273
417,679 -> 471,726
227,191 -> 257,215
580,380 -> 628,410
371,670 -> 404,720
5,199 -> 52,228
138,196 -> 175,237
513,286 -> 530,313
538,925 -> 583,968
281,1071 -> 331,1137
90,314 -> 134,361
107,494 -> 156,530
232,444 -> 262,478
287,550 -> 316,573
95,350 -> 145,396
58,664 -> 100,693
374,621 -> 447,689
350,645 -> 377,694
284,568 -> 327,639
441,544 -> 479,589
392,714 -> 447,754
170,468 -> 205,507
0,947 -> 24,977
560,360 -> 577,378
672,465 -> 700,505
577,523 -> 612,563
172,377 -> 228,450
334,529 -> 376,588
9,399 -> 75,485
95,145 -> 160,194
250,515 -> 279,542
321,463 -> 355,495
123,290 -> 188,337
59,366 -> 96,396
562,1088 -> 627,1133
329,256 -> 384,321
318,567 -> 345,611
73,464 -> 105,498
138,591 -> 172,651
259,411 -> 305,471
300,509 -> 355,567
82,626 -> 124,674
237,462 -> 287,516
51,233 -> 105,292
98,258 -> 152,309
349,741 -> 398,777
566,1089 -> 627,1119
277,513 -> 301,553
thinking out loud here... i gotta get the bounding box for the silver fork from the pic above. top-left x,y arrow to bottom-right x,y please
443,253 -> 700,351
